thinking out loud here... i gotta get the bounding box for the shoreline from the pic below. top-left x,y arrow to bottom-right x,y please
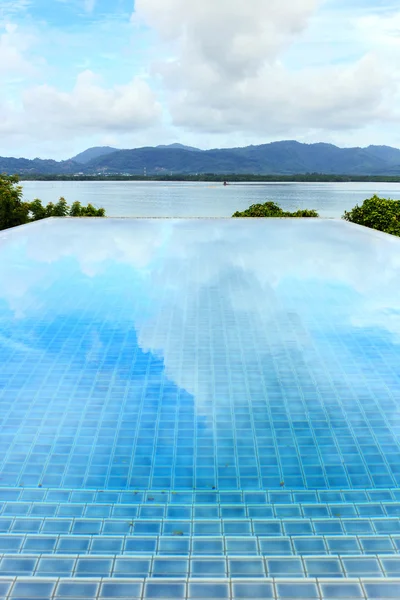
18,174 -> 400,183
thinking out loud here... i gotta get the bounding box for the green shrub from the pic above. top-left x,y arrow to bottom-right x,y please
233,201 -> 319,218
343,195 -> 400,236
0,175 -> 30,231
0,174 -> 106,231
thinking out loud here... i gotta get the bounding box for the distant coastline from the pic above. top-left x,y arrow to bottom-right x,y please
19,174 -> 400,183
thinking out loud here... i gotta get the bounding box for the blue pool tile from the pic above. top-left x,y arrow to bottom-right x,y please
343,520 -> 374,534
58,505 -> 85,517
247,506 -> 274,518
168,506 -> 193,519
100,581 -> 143,598
188,582 -> 230,599
37,557 -> 76,576
75,558 -> 113,577
326,537 -> 361,554
314,520 -> 344,535
22,536 -> 57,552
293,537 -> 327,555
3,503 -> 29,516
253,521 -> 282,535
57,537 -> 91,554
144,581 -> 186,599
381,558 -> 400,576
360,537 -> 396,554
283,521 -> 313,536
225,538 -> 258,555
343,557 -> 382,576
0,556 -> 37,575
364,581 -> 400,599
259,538 -> 293,555
228,558 -> 265,577
224,521 -> 252,536
267,558 -> 304,577
140,506 -> 165,519
0,519 -> 13,533
152,559 -> 188,577
158,537 -> 190,555
102,520 -> 131,535
304,558 -> 343,577
42,520 -> 71,534
320,582 -> 364,599
276,581 -> 319,599
384,504 -> 400,516
56,581 -> 99,598
85,505 -> 112,518
192,538 -> 224,555
163,521 -> 191,536
91,537 -> 124,554
275,506 -> 302,518
125,538 -> 157,554
112,506 -> 138,518
11,519 -> 42,533
0,536 -> 24,552
0,580 -> 12,597
10,580 -> 56,598
72,520 -> 102,535
232,582 -> 274,599
373,519 -> 400,534
193,521 -> 222,536
113,558 -> 151,577
357,504 -> 385,517
329,505 -> 357,518
303,505 -> 329,518
191,559 -> 226,577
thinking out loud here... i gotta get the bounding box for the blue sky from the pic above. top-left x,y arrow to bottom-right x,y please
0,0 -> 399,159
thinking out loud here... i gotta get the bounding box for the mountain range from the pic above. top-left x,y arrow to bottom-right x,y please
2,141 -> 400,176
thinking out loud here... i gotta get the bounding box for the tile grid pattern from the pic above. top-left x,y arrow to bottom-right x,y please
2,219 -> 400,597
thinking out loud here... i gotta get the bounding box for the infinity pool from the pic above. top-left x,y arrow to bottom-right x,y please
0,218 -> 400,599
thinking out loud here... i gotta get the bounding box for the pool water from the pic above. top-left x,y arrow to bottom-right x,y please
0,217 -> 400,598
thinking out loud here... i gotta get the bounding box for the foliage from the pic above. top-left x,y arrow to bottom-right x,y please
0,175 -> 30,231
232,201 -> 319,218
342,195 -> 400,236
0,174 -> 106,231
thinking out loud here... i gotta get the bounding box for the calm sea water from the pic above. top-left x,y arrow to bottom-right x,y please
21,180 -> 400,218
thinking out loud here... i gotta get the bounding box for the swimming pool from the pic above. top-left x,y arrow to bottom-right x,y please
0,218 -> 399,598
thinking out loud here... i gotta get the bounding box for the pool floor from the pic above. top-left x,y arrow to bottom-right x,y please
0,218 -> 400,598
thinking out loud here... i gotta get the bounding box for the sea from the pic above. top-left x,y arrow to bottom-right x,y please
21,180 -> 400,218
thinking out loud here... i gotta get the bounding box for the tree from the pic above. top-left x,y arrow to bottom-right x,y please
343,195 -> 400,236
0,175 -> 30,231
52,198 -> 69,217
28,199 -> 47,221
232,201 -> 319,218
0,174 -> 106,231
70,201 -> 84,217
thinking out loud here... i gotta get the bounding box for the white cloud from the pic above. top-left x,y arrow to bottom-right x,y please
133,0 -> 400,137
24,71 -> 161,133
0,23 -> 37,77
0,70 -> 162,141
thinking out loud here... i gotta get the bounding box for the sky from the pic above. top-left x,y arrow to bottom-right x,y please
0,0 -> 400,159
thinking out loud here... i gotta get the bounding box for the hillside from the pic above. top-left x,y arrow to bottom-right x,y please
85,141 -> 400,175
1,141 -> 400,176
71,146 -> 120,164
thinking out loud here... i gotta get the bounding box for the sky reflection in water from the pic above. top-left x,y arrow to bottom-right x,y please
0,218 -> 400,491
